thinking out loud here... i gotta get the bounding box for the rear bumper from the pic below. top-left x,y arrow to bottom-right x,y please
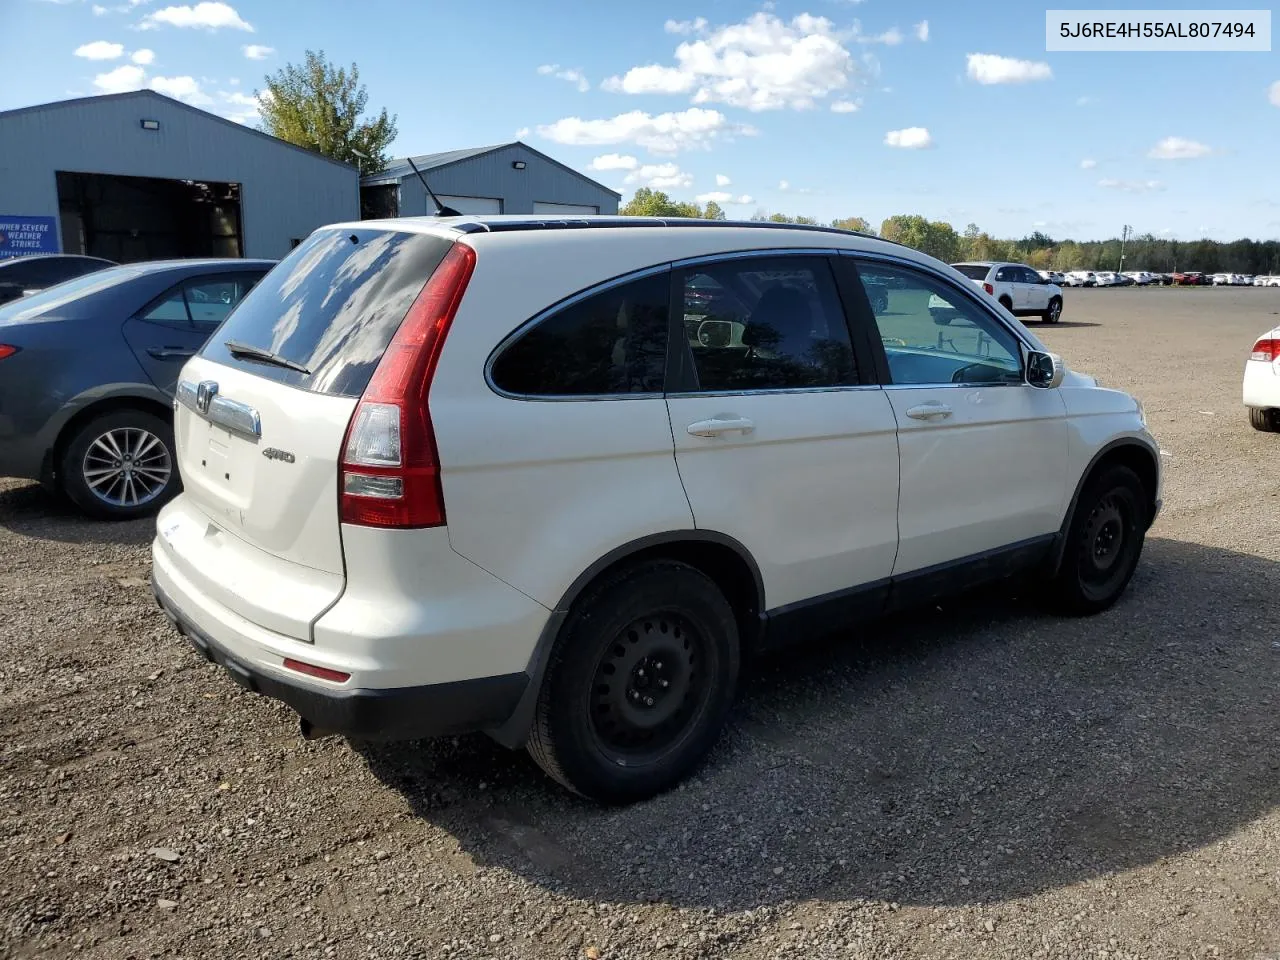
1243,360 -> 1280,410
153,575 -> 528,740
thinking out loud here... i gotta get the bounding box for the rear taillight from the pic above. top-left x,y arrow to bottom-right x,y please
983,282 -> 994,295
340,242 -> 476,528
1250,338 -> 1279,362
0,345 -> 18,360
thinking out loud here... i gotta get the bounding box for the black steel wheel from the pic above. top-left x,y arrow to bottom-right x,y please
527,560 -> 740,803
1046,464 -> 1148,614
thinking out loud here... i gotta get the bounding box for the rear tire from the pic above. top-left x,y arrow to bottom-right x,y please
1044,465 -> 1148,615
526,560 -> 740,804
998,296 -> 1013,313
1042,297 -> 1063,324
60,409 -> 178,520
1249,407 -> 1279,432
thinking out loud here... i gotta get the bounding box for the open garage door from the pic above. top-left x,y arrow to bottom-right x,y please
56,171 -> 242,263
533,201 -> 599,215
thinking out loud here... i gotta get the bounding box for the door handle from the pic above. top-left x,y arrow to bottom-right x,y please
905,402 -> 953,421
148,347 -> 197,360
687,417 -> 755,438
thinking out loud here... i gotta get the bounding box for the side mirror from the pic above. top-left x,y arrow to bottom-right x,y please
1026,350 -> 1065,389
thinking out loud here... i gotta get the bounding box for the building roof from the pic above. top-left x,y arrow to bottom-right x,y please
0,90 -> 358,174
362,141 -> 621,198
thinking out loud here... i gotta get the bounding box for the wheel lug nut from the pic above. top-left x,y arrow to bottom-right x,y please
659,679 -> 669,688
644,696 -> 654,706
637,668 -> 645,678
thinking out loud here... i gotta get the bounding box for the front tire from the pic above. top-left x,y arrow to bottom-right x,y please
60,409 -> 178,520
526,560 -> 740,804
1249,408 -> 1279,432
1045,465 -> 1148,615
1042,297 -> 1063,324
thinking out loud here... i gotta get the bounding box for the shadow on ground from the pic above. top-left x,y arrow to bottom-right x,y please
0,480 -> 153,546
361,536 -> 1280,911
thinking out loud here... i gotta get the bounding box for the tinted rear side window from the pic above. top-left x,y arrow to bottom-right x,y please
953,264 -> 991,280
202,229 -> 454,397
490,272 -> 670,397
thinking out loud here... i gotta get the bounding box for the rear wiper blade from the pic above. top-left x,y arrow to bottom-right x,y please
224,340 -> 310,375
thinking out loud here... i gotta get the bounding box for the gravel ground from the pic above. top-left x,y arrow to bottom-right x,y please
4,286 -> 1280,960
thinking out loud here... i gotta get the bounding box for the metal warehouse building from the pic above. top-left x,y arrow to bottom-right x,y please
0,90 -> 359,263
360,143 -> 620,218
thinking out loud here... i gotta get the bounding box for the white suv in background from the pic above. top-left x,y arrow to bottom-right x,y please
951,261 -> 1064,323
152,217 -> 1160,803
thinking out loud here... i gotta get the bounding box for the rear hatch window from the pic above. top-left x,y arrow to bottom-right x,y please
952,264 -> 991,280
201,228 -> 455,397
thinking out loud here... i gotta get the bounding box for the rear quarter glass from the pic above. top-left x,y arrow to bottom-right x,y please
201,229 -> 455,398
953,265 -> 993,281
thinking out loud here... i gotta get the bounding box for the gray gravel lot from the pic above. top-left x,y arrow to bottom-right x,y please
4,287 -> 1280,959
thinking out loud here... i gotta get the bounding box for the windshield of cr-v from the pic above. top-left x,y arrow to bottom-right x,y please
0,266 -> 147,323
200,228 -> 455,398
952,264 -> 993,280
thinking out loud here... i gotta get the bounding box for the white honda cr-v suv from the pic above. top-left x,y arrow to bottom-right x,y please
152,217 -> 1161,803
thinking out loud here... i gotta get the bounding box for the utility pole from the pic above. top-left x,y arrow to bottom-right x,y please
1118,224 -> 1132,273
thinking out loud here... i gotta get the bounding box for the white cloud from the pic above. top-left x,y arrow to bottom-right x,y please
664,17 -> 707,35
1080,158 -> 1097,169
604,12 -> 859,111
884,126 -> 932,149
92,63 -> 146,93
75,40 -> 124,60
1270,80 -> 1280,107
131,48 -> 154,64
624,162 -> 692,189
217,89 -> 261,123
1098,178 -> 1164,193
150,74 -> 212,104
715,173 -> 731,186
142,2 -> 252,31
966,53 -> 1052,85
536,108 -> 755,154
92,4 -> 108,13
695,191 -> 754,205
830,99 -> 859,113
859,27 -> 903,46
778,179 -> 790,191
588,153 -> 639,172
1148,136 -> 1212,160
242,44 -> 274,60
914,20 -> 929,41
537,64 -> 590,93
514,126 -> 531,138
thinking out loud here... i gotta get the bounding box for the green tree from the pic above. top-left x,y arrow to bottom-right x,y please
880,215 -> 960,261
795,215 -> 819,225
703,200 -> 726,221
258,50 -> 397,171
767,212 -> 796,223
831,216 -> 874,234
618,187 -> 702,218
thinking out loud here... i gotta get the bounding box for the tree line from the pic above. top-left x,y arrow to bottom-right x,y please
619,192 -> 1280,275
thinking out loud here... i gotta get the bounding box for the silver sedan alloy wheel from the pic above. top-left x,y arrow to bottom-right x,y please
81,427 -> 173,507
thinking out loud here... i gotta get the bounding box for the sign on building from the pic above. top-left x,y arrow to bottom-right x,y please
0,216 -> 59,259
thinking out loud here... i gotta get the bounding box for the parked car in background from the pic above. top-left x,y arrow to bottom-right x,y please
0,254 -> 116,306
1037,270 -> 1068,286
0,258 -> 274,518
949,261 -> 1064,322
1244,326 -> 1280,432
1173,271 -> 1206,286
1123,271 -> 1161,286
1254,275 -> 1273,287
1064,271 -> 1096,287
1093,272 -> 1122,287
147,216 -> 1160,803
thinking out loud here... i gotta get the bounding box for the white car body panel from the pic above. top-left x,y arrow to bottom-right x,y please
1243,326 -> 1280,410
888,384 -> 1070,574
667,388 -> 900,609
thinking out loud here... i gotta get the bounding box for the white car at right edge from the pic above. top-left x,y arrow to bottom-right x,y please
1244,327 -> 1280,431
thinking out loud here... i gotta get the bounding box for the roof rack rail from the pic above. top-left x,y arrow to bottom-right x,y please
449,216 -> 889,245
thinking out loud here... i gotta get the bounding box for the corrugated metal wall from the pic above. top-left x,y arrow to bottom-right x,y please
392,143 -> 619,217
0,92 -> 359,259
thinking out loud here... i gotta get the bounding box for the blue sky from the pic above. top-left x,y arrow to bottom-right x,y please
4,0 -> 1279,241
